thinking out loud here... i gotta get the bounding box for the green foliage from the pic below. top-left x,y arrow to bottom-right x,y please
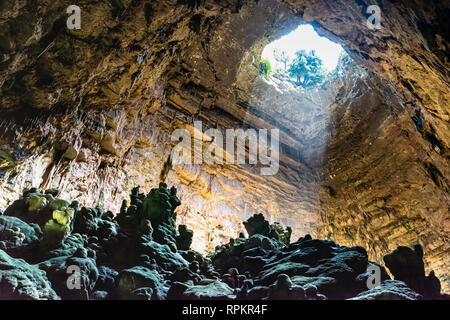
259,59 -> 272,77
288,50 -> 326,87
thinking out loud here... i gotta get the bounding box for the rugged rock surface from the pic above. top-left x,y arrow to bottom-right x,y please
0,0 -> 448,291
0,187 -> 448,300
348,280 -> 422,301
384,244 -> 442,299
0,249 -> 59,300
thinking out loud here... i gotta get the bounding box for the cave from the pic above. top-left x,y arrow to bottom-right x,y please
0,0 -> 448,302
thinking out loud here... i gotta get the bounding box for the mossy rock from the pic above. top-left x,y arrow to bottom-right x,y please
26,194 -> 48,212
271,222 -> 292,245
52,208 -> 74,226
143,186 -> 172,226
43,219 -> 70,246
139,219 -> 153,237
49,199 -> 71,211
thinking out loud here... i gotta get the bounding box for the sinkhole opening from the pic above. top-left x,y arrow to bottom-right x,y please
240,25 -> 355,245
260,24 -> 347,87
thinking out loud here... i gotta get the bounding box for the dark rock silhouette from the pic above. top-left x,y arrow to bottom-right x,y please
0,186 -> 447,300
384,244 -> 442,299
243,213 -> 292,245
176,225 -> 194,251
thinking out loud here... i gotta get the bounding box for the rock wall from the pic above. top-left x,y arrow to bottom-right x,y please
0,0 -> 448,290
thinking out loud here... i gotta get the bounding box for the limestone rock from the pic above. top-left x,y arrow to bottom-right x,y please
181,279 -> 234,300
118,266 -> 166,300
0,215 -> 42,252
0,183 -> 448,300
384,245 -> 442,298
38,255 -> 99,300
176,224 -> 194,251
0,1 -> 448,292
0,249 -> 59,300
349,280 -> 422,300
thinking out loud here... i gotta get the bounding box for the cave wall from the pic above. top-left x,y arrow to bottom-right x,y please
0,0 -> 448,289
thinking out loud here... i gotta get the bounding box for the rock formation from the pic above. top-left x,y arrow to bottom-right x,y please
0,0 -> 448,292
0,186 -> 448,300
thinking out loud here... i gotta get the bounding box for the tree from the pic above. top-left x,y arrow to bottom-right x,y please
288,50 -> 325,87
273,49 -> 290,72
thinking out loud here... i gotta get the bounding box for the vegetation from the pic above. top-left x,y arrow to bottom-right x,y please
264,49 -> 328,87
288,49 -> 326,87
259,59 -> 271,77
273,49 -> 290,72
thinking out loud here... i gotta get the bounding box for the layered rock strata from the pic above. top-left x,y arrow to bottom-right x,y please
0,0 -> 448,290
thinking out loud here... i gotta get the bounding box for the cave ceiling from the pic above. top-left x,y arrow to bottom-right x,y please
0,0 -> 448,290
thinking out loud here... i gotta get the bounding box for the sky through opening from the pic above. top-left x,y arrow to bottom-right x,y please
262,24 -> 345,73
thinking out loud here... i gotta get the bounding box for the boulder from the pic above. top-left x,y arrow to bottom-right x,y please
0,249 -> 59,300
182,279 -> 234,300
384,245 -> 441,298
118,266 -> 166,300
349,280 -> 422,300
38,255 -> 99,300
243,213 -> 271,237
0,216 -> 41,252
176,225 -> 194,250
